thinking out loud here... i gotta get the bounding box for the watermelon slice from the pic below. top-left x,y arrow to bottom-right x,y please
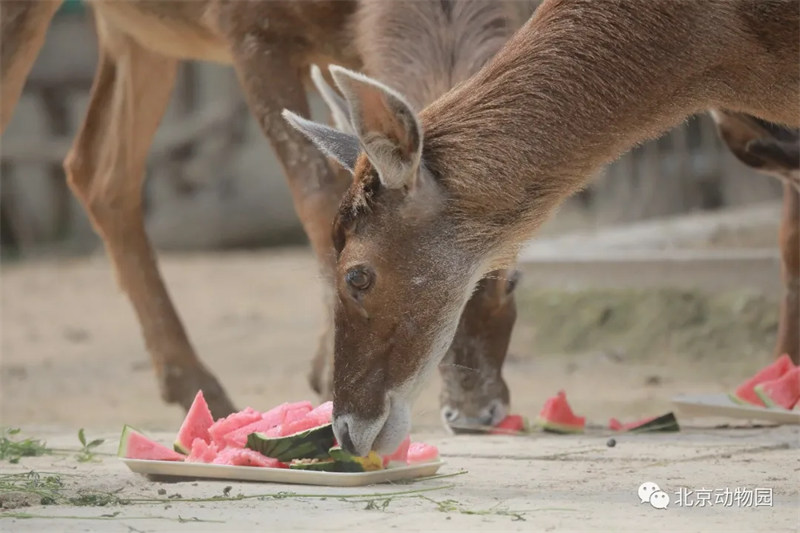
223,417 -> 282,449
283,402 -> 314,423
174,390 -> 215,454
382,436 -> 411,467
608,413 -> 679,433
212,447 -> 286,468
754,367 -> 800,409
490,414 -> 528,435
118,425 -> 186,461
305,401 -> 334,426
537,391 -> 586,433
187,437 -> 219,463
247,423 -> 335,462
207,407 -> 262,446
729,354 -> 795,406
406,442 -> 440,465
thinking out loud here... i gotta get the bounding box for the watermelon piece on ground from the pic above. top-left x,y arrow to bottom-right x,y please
754,367 -> 800,409
187,437 -> 219,463
729,354 -> 795,407
609,413 -> 679,433
490,414 -> 528,435
608,418 -> 624,431
382,435 -> 411,467
118,425 -> 186,461
406,442 -> 439,465
174,390 -> 215,454
537,390 -> 586,433
212,447 -> 286,468
208,408 -> 262,446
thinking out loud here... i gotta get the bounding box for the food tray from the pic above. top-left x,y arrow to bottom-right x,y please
122,458 -> 445,487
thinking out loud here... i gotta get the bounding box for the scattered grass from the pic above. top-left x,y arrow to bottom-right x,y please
419,495 -> 578,521
0,428 -> 51,464
0,512 -> 223,523
75,429 -> 105,463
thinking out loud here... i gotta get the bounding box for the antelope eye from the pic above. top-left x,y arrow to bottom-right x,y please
506,270 -> 521,294
345,267 -> 373,291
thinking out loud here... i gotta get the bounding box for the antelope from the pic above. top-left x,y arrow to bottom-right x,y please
710,111 -> 799,362
1,0 -> 526,428
1,0 -> 362,419
304,0 -> 530,431
287,0 -> 800,455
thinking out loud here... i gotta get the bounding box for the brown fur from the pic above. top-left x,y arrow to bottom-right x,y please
326,0 -> 800,454
710,111 -> 799,364
2,0 -> 530,427
1,0 -> 361,417
347,0 -> 528,428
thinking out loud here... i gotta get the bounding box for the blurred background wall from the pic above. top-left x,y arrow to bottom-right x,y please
0,2 -> 783,258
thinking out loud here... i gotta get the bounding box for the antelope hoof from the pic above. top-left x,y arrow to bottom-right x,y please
160,364 -> 237,419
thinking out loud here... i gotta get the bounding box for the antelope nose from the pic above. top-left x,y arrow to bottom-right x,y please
333,416 -> 357,455
442,406 -> 460,424
479,400 -> 507,426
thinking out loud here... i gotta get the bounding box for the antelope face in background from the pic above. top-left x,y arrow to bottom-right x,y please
438,272 -> 518,432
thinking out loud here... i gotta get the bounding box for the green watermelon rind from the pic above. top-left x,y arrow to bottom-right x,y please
118,424 -> 143,457
536,418 -> 585,434
174,441 -> 191,455
288,458 -> 367,472
246,423 -> 335,462
753,385 -> 780,409
626,412 -> 680,433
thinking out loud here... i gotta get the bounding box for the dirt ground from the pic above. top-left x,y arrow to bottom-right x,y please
1,246 -> 798,531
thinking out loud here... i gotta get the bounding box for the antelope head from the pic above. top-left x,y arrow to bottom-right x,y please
284,66 -> 514,455
297,66 -> 520,441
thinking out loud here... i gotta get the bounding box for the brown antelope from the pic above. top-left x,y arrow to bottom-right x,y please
303,0 -> 530,431
1,0 -> 525,428
710,111 -> 799,362
287,0 -> 799,455
1,0 -> 363,419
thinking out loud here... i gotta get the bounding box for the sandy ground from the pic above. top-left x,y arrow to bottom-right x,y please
1,427 -> 798,532
1,246 -> 798,531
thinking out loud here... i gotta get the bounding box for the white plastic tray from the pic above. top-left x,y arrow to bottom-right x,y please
672,393 -> 800,425
122,458 -> 444,487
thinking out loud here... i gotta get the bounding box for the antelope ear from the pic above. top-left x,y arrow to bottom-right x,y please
282,109 -> 359,173
329,65 -> 422,190
310,64 -> 354,135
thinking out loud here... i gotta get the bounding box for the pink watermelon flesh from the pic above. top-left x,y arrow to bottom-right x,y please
208,408 -> 262,446
732,354 -> 795,406
282,402 -> 314,424
223,417 -> 283,449
537,390 -> 586,432
306,401 -> 334,425
406,442 -> 439,465
754,367 -> 800,409
121,426 -> 185,461
261,402 -> 291,428
187,437 -> 219,463
609,415 -> 657,432
212,447 -> 286,468
280,415 -> 325,437
174,390 -> 215,453
383,436 -> 411,467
